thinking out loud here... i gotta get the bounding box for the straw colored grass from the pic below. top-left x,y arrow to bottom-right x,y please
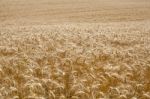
0,21 -> 150,99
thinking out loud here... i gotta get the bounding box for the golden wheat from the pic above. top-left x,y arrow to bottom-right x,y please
0,21 -> 150,99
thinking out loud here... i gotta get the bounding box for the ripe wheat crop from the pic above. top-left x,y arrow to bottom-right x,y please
0,21 -> 150,99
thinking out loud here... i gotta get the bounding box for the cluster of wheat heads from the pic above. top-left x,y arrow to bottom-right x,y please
0,21 -> 150,99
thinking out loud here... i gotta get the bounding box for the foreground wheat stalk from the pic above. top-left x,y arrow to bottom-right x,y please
0,21 -> 150,99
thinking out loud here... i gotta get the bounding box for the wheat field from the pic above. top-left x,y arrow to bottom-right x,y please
0,0 -> 150,99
